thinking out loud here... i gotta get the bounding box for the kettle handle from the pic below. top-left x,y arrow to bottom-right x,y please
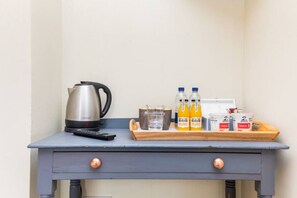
81,81 -> 112,118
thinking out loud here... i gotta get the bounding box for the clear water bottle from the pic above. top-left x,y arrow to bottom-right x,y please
175,87 -> 187,125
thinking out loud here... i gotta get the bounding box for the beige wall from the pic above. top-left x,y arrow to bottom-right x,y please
1,0 -> 296,197
61,0 -> 245,118
30,0 -> 62,197
0,0 -> 31,197
60,0 -> 244,197
242,0 -> 297,197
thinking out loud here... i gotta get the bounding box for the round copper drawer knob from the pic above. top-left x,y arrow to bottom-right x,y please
213,158 -> 224,170
90,158 -> 102,169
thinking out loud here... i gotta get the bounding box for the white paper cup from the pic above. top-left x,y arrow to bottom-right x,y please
231,113 -> 253,131
209,113 -> 230,132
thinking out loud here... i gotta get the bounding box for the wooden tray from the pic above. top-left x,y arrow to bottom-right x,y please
129,119 -> 280,141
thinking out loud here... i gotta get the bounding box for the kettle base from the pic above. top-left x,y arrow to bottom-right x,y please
65,119 -> 100,128
64,126 -> 100,133
65,119 -> 101,133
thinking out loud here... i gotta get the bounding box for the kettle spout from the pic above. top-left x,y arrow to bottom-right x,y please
68,88 -> 75,95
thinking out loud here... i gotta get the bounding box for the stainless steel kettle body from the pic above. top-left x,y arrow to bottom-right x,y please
65,81 -> 112,130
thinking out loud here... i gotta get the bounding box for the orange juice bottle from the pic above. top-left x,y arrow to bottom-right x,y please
178,99 -> 190,131
190,87 -> 202,131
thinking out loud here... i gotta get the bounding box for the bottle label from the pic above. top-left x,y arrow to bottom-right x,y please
190,117 -> 202,128
178,117 -> 189,128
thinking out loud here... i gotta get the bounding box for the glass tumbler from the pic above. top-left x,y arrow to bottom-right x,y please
148,111 -> 164,131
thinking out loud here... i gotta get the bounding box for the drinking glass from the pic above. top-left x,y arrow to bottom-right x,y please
148,111 -> 164,131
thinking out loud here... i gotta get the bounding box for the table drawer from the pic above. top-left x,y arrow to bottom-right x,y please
53,152 -> 261,174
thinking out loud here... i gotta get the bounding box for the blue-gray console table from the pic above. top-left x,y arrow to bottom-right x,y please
28,120 -> 288,198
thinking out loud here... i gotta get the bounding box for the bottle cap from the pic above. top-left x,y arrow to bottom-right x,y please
178,87 -> 185,92
192,87 -> 199,92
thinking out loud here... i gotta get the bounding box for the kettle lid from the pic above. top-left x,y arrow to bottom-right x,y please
74,83 -> 92,86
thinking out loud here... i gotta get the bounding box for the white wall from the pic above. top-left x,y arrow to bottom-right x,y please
60,0 -> 245,197
0,0 -> 31,197
30,0 -> 62,197
242,0 -> 297,197
61,0 -> 245,118
2,0 -> 295,197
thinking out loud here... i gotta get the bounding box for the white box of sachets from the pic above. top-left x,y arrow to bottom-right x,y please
231,113 -> 254,131
209,113 -> 230,132
201,98 -> 236,131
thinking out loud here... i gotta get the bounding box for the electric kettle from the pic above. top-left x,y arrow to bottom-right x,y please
65,81 -> 112,132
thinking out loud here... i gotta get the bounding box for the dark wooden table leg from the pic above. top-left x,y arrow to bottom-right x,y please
255,181 -> 261,198
70,180 -> 82,198
225,180 -> 236,198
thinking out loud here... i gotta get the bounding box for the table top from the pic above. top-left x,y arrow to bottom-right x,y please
28,128 -> 289,151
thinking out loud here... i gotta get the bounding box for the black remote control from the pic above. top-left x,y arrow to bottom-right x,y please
72,129 -> 116,141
